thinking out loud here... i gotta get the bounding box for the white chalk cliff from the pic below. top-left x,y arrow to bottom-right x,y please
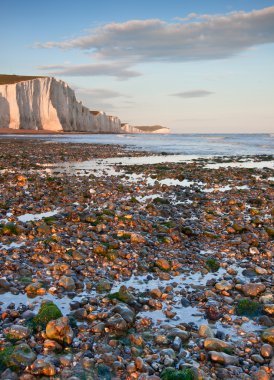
0,76 -> 121,132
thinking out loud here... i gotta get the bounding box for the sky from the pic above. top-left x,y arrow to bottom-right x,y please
1,0 -> 274,133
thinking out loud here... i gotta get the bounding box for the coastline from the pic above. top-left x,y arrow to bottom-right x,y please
0,138 -> 273,379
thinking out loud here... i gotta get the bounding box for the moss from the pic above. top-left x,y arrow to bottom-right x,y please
181,226 -> 194,236
236,298 -> 262,317
97,364 -> 112,379
161,221 -> 173,228
32,301 -> 62,330
160,368 -> 194,380
43,216 -> 56,225
0,222 -> 20,236
130,197 -> 139,204
153,197 -> 170,205
109,286 -> 134,304
0,346 -> 14,371
205,258 -> 220,272
102,209 -> 115,216
18,276 -> 32,285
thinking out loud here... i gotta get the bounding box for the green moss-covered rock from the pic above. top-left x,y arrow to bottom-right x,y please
206,258 -> 220,272
0,222 -> 21,236
0,346 -> 14,371
96,279 -> 112,293
32,301 -> 62,331
8,343 -> 36,370
160,367 -> 194,380
236,298 -> 262,317
109,285 -> 135,304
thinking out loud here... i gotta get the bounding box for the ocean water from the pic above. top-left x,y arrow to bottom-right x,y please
4,133 -> 274,156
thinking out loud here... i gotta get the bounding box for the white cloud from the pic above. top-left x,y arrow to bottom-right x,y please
38,62 -> 141,80
36,6 -> 274,63
172,90 -> 214,98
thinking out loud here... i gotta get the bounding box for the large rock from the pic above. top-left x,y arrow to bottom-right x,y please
8,343 -> 36,369
261,327 -> 274,345
112,304 -> 135,324
4,325 -> 30,340
106,313 -> 128,336
46,317 -> 73,345
209,351 -> 239,365
30,359 -> 56,376
58,276 -> 75,291
241,283 -> 266,297
0,76 -> 122,132
204,338 -> 233,352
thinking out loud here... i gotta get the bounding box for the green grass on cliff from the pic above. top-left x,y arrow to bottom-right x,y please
0,74 -> 46,85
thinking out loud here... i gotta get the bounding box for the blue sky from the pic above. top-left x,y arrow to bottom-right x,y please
1,0 -> 274,132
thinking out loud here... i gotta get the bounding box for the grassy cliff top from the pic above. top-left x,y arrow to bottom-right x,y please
0,74 -> 46,85
135,125 -> 168,132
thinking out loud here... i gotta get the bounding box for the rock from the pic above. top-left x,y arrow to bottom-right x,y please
260,294 -> 274,304
46,317 -> 73,345
241,283 -> 266,297
112,285 -> 135,304
71,307 -> 87,321
261,327 -> 274,345
155,258 -> 170,271
263,304 -> 274,315
130,233 -> 146,244
43,339 -> 63,353
260,344 -> 273,358
251,354 -> 264,364
172,336 -> 182,351
251,370 -> 271,380
8,343 -> 36,369
4,325 -> 30,340
33,301 -> 63,330
106,313 -> 128,336
258,315 -> 274,327
181,297 -> 190,307
198,324 -> 214,338
25,282 -> 45,295
0,278 -> 11,290
166,328 -> 189,341
255,266 -> 268,275
0,368 -> 18,380
205,305 -> 222,321
58,276 -> 75,291
209,351 -> 239,365
96,278 -> 112,293
204,338 -> 233,352
150,288 -> 162,298
30,359 -> 56,376
215,280 -> 233,291
112,304 -> 135,324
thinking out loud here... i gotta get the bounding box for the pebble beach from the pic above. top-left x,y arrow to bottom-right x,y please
0,138 -> 273,380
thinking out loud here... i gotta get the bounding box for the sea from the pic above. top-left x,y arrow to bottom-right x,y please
6,133 -> 274,156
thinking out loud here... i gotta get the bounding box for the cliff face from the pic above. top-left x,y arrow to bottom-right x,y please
133,125 -> 170,134
0,77 -> 121,132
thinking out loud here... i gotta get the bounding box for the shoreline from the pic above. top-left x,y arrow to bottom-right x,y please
0,138 -> 273,379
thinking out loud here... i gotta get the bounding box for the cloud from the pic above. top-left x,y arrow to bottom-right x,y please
75,88 -> 124,99
71,87 -> 132,112
36,6 -> 274,63
38,62 -> 141,80
172,90 -> 214,98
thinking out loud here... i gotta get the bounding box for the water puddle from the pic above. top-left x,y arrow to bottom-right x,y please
17,209 -> 60,223
203,185 -> 249,193
206,161 -> 274,169
0,242 -> 25,250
